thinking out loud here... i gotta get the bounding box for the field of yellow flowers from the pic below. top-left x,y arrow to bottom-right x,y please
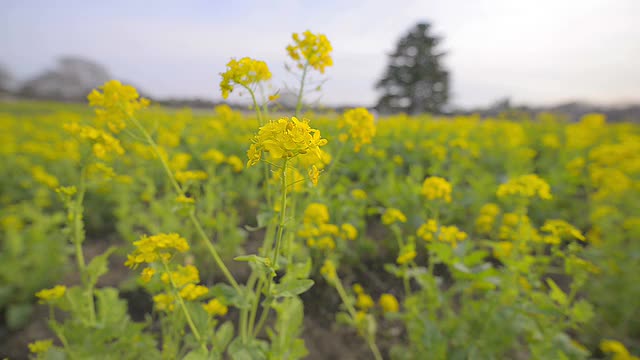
1,31 -> 639,360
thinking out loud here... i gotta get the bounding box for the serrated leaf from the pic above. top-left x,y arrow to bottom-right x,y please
85,247 -> 117,288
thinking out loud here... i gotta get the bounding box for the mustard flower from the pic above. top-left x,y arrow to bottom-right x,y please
397,244 -> 417,265
140,267 -> 156,283
356,293 -> 375,311
417,219 -> 439,241
351,189 -> 368,200
35,285 -> 66,303
203,149 -> 226,164
540,219 -> 586,244
496,174 -> 552,200
341,223 -> 358,240
226,155 -> 244,173
179,284 -> 209,301
338,108 -> 376,152
63,122 -> 125,160
31,166 -> 59,189
421,176 -> 452,203
303,203 -> 330,225
203,298 -> 228,317
246,117 -> 328,166
320,259 -> 337,282
308,165 -> 320,186
379,294 -> 400,314
28,339 -> 53,354
161,264 -> 200,288
286,30 -> 333,74
382,208 -> 407,225
153,293 -> 176,312
87,80 -> 150,133
600,339 -> 639,360
124,233 -> 190,269
175,170 -> 208,184
493,241 -> 513,259
438,225 -> 467,248
219,57 -> 272,99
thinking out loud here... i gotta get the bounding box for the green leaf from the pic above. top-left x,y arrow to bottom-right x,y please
216,321 -> 234,350
271,279 -> 314,298
228,338 -> 267,360
95,287 -> 127,326
210,284 -> 252,309
571,299 -> 594,324
183,348 -> 209,360
85,246 -> 117,288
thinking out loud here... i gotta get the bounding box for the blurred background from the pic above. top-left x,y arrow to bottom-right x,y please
1,0 -> 639,119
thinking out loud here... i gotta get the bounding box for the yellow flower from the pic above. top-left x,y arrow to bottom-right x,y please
356,293 -> 375,311
338,108 -> 376,152
320,259 -> 337,282
220,57 -> 272,99
174,170 -> 208,184
203,149 -> 227,164
382,208 -> 407,225
63,122 -> 125,159
397,245 -> 417,265
341,223 -> 358,240
286,30 -> 333,74
540,219 -> 586,242
600,339 -> 639,360
303,203 -> 330,225
87,80 -> 149,133
496,174 -> 552,200
153,293 -> 175,312
141,267 -> 156,283
176,195 -> 195,204
226,155 -> 244,173
35,285 -> 66,303
161,264 -> 200,288
417,219 -> 438,241
246,117 -> 328,167
125,233 -> 190,269
31,166 -> 59,189
379,293 -> 399,314
28,339 -> 53,354
351,189 -> 368,200
493,241 -> 513,259
421,176 -> 452,203
203,298 -> 228,317
438,225 -> 467,248
308,165 -> 320,186
179,284 -> 209,301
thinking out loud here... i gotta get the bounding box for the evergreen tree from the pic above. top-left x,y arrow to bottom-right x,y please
375,22 -> 450,114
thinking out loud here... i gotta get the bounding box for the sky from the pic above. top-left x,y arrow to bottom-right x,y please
2,0 -> 639,108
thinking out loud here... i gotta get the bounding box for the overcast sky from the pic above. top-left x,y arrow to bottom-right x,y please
2,0 -> 639,107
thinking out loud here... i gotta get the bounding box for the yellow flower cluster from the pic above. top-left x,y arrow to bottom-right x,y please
28,339 -> 53,354
417,219 -> 467,248
382,208 -> 407,225
353,284 -> 375,311
63,122 -> 125,160
31,166 -> 60,189
475,203 -> 501,235
247,117 -> 328,167
299,203 -> 357,250
600,339 -> 640,360
496,174 -> 552,200
378,293 -> 399,314
540,219 -> 586,244
219,57 -> 272,99
320,259 -> 337,282
175,170 -> 208,184
396,244 -> 417,265
35,285 -> 66,303
421,176 -> 452,203
87,80 -> 150,133
338,108 -> 376,152
203,298 -> 228,317
286,30 -> 333,74
124,233 -> 190,269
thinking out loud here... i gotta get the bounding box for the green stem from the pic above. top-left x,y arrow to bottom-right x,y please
295,64 -> 309,119
248,277 -> 265,337
273,160 -> 289,269
162,262 -> 208,353
73,166 -> 96,325
130,115 -> 241,292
